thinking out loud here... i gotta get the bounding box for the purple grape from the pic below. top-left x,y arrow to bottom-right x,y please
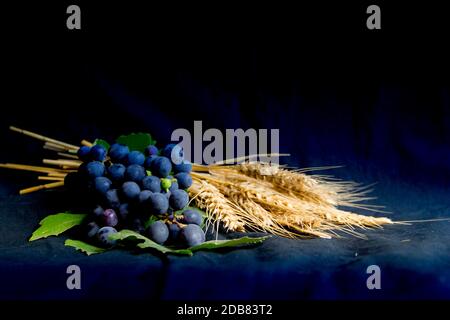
102,208 -> 119,227
147,221 -> 169,244
109,143 -> 129,163
174,160 -> 192,173
150,156 -> 172,178
169,189 -> 189,210
97,227 -> 117,247
145,145 -> 159,157
85,221 -> 99,239
105,189 -> 120,209
138,190 -> 153,205
93,205 -> 104,218
182,209 -> 203,226
94,176 -> 112,195
127,151 -> 145,166
180,224 -> 205,247
148,192 -> 169,215
122,181 -> 141,201
77,146 -> 91,162
86,161 -> 105,178
169,181 -> 179,192
125,164 -> 146,182
118,203 -> 130,220
90,145 -> 107,162
141,176 -> 161,192
108,163 -> 126,182
144,155 -> 157,170
175,172 -> 192,189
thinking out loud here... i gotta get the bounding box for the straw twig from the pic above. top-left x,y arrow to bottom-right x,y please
10,126 -> 79,150
19,181 -> 65,195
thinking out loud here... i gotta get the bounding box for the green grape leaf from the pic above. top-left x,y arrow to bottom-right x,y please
29,212 -> 87,241
189,236 -> 269,252
65,239 -> 106,256
116,133 -> 156,153
93,138 -> 110,150
109,229 -> 268,256
109,230 -> 192,255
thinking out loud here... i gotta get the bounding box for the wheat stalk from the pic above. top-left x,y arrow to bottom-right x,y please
191,162 -> 393,238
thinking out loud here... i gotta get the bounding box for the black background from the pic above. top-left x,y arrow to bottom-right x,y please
1,1 -> 450,301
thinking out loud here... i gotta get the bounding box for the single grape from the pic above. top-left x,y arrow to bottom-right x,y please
182,209 -> 203,226
118,203 -> 130,220
141,176 -> 161,192
86,161 -> 105,178
125,164 -> 146,182
144,155 -> 157,170
173,160 -> 192,174
97,226 -> 117,247
122,181 -> 141,201
101,208 -> 119,227
180,224 -> 205,247
85,221 -> 100,239
90,145 -> 107,162
127,150 -> 145,166
108,163 -> 126,182
145,145 -> 159,157
94,176 -> 112,195
138,190 -> 153,205
109,143 -> 130,163
93,205 -> 104,218
167,223 -> 181,241
150,156 -> 172,178
169,181 -> 179,192
175,172 -> 192,189
160,178 -> 172,191
162,143 -> 184,165
169,189 -> 189,210
77,146 -> 91,162
147,221 -> 169,244
148,192 -> 169,215
105,189 -> 120,209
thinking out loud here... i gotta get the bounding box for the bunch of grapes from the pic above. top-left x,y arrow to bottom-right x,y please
65,141 -> 205,248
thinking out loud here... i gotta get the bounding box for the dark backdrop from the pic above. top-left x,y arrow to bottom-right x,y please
1,1 -> 450,300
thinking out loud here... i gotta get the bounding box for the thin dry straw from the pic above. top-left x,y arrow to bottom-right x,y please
10,126 -> 79,150
0,163 -> 66,174
19,181 -> 65,195
57,152 -> 80,160
43,159 -> 82,168
81,140 -> 94,147
38,176 -> 65,181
